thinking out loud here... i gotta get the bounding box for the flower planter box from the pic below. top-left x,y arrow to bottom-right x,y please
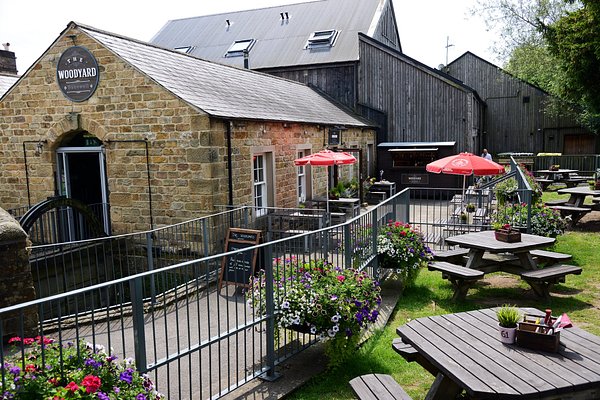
495,229 -> 521,243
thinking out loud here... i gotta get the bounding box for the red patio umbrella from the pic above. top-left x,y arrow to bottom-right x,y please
294,149 -> 357,218
426,152 -> 505,204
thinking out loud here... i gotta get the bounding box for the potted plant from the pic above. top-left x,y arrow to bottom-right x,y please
466,203 -> 476,213
496,305 -> 522,344
247,257 -> 381,369
492,222 -> 521,242
376,221 -> 434,287
3,336 -> 163,399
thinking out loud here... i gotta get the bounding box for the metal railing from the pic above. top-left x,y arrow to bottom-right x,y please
1,160 -> 538,399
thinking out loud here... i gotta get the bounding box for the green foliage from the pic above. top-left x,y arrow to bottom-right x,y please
247,257 -> 382,369
1,337 -> 163,399
491,202 -> 567,237
546,1 -> 600,132
376,221 -> 434,287
494,178 -> 518,205
496,305 -> 522,328
288,231 -> 600,400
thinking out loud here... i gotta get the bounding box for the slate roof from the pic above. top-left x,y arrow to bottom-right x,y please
77,23 -> 369,127
0,73 -> 19,97
150,0 -> 385,69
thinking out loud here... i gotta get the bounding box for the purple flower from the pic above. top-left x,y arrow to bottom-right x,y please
120,369 -> 134,384
97,392 -> 110,400
85,358 -> 102,369
9,366 -> 20,375
136,394 -> 148,400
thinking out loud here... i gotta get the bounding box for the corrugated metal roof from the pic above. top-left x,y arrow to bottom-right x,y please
78,24 -> 370,127
0,74 -> 19,97
150,0 -> 384,69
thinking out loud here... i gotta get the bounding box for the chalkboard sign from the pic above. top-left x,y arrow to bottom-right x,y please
219,228 -> 261,290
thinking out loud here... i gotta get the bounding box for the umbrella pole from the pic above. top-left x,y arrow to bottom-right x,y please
327,169 -> 330,226
462,175 -> 466,209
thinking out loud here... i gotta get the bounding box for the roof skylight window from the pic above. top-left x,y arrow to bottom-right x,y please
174,46 -> 194,54
225,39 -> 255,57
305,30 -> 338,49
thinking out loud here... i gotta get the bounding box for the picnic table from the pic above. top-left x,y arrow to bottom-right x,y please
444,230 -> 554,272
535,168 -> 584,189
434,230 -> 580,299
394,307 -> 600,399
546,186 -> 600,226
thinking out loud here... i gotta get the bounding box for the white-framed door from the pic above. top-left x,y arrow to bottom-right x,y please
56,146 -> 110,237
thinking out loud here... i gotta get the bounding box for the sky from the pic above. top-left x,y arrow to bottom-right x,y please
0,0 -> 499,75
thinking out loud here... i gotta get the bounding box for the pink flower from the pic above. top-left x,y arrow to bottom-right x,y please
22,338 -> 35,345
8,337 -> 21,344
81,375 -> 102,393
65,381 -> 79,392
336,275 -> 345,282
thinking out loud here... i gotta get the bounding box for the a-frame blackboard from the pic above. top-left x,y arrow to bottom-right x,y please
219,228 -> 261,290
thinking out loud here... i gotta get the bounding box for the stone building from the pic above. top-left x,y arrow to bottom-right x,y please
0,22 -> 375,235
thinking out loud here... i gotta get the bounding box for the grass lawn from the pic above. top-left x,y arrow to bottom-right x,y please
288,227 -> 600,399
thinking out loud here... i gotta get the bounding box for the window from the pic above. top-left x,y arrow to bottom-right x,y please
174,46 -> 193,54
226,39 -> 255,57
297,151 -> 306,203
305,29 -> 338,49
253,154 -> 267,216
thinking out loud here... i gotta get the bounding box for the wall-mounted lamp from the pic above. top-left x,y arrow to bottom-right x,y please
35,140 -> 45,156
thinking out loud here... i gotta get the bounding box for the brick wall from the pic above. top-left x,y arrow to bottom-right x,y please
0,207 -> 37,340
0,26 -> 375,234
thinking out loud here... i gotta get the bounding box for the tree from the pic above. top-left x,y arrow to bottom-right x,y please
545,1 -> 600,132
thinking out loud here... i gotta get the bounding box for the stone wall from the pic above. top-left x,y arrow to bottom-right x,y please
0,207 -> 37,340
0,25 -> 375,234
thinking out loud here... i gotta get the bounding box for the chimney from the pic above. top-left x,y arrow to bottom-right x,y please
0,43 -> 18,75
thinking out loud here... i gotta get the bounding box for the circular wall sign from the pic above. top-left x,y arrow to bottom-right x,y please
56,46 -> 99,102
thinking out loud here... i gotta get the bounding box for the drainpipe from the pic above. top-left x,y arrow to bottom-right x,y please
227,121 -> 234,207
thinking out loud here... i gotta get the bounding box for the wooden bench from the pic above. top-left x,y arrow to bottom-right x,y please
349,374 -> 413,400
428,261 -> 485,300
529,249 -> 572,266
536,178 -> 553,190
521,264 -> 582,299
391,338 -> 437,376
544,198 -> 569,206
563,178 -> 587,188
550,205 -> 591,226
433,248 -> 469,264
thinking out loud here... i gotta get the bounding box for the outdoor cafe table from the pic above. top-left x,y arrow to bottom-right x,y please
556,186 -> 600,207
444,230 -> 555,272
395,307 -> 600,399
535,168 -> 579,181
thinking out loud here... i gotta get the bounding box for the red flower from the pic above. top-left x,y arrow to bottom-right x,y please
65,381 -> 79,392
22,338 -> 35,345
25,364 -> 36,373
400,231 -> 407,236
81,375 -> 102,394
336,275 -> 345,282
48,377 -> 60,386
503,224 -> 511,230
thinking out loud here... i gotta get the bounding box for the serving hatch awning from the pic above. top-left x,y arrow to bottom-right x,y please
388,148 -> 438,152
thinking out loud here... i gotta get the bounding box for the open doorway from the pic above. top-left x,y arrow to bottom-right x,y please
56,132 -> 110,237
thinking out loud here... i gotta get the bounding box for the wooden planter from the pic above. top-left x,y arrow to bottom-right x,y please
516,315 -> 560,352
495,229 -> 521,243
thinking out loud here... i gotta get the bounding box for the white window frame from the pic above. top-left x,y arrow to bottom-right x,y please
253,153 -> 268,216
305,29 -> 338,49
297,151 -> 307,203
226,39 -> 255,57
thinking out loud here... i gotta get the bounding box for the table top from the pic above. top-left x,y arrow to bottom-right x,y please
557,186 -> 600,196
444,230 -> 555,253
536,168 -> 578,174
396,307 -> 600,399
